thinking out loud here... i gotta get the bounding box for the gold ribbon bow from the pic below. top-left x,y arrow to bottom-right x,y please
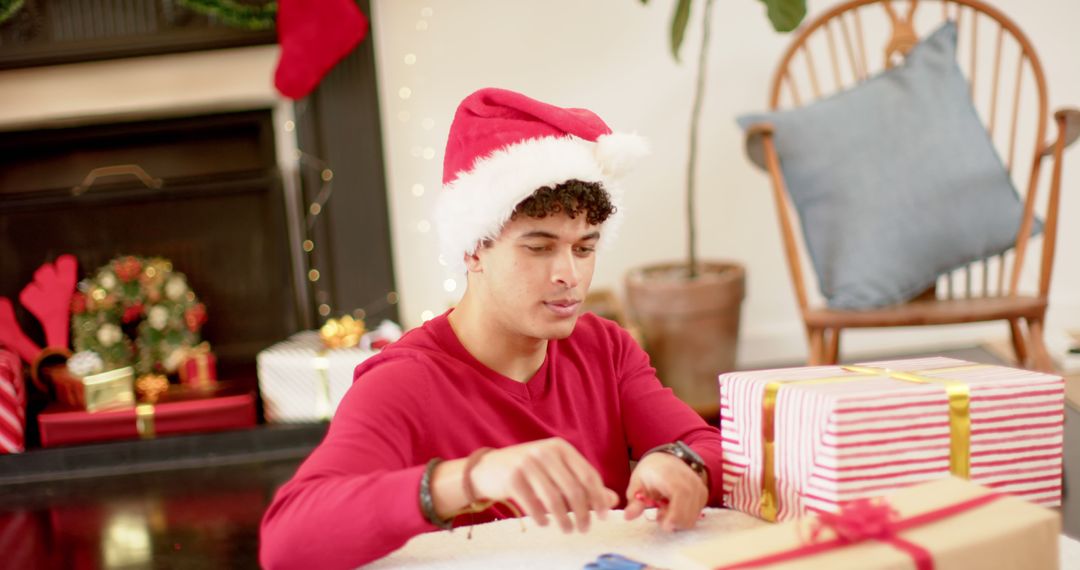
759,364 -> 985,522
319,315 -> 365,349
185,342 -> 212,359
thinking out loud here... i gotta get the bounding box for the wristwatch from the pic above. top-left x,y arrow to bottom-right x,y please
644,440 -> 709,487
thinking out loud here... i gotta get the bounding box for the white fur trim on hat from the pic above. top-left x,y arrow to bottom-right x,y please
435,133 -> 649,273
595,132 -> 651,179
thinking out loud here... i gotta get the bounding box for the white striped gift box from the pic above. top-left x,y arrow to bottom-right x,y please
0,348 -> 26,454
256,331 -> 375,423
719,357 -> 1064,522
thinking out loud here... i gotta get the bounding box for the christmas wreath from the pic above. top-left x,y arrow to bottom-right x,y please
71,256 -> 207,376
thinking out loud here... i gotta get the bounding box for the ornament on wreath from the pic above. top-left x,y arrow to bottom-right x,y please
71,256 -> 209,376
66,351 -> 105,377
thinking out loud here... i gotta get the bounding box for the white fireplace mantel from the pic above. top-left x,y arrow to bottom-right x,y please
0,44 -> 313,327
0,45 -> 283,131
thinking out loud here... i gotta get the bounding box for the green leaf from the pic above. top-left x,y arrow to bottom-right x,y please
670,0 -> 693,61
0,0 -> 26,26
759,0 -> 807,32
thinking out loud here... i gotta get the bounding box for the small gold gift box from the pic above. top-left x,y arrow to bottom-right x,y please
57,366 -> 136,412
32,349 -> 136,412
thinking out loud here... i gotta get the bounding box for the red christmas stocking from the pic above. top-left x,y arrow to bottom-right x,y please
274,0 -> 369,100
19,254 -> 78,350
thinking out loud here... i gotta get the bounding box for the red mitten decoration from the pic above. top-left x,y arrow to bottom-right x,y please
0,298 -> 41,364
273,0 -> 369,100
18,254 -> 77,350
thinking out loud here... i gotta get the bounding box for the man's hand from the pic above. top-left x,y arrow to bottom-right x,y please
623,451 -> 708,532
466,438 -> 619,533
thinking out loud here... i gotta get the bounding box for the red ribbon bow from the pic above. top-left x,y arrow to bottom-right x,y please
811,498 -> 899,543
807,498 -> 931,570
717,492 -> 1002,570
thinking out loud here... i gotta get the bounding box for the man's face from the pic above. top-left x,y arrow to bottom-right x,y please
468,212 -> 600,341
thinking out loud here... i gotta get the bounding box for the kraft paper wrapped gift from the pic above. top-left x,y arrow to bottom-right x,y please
256,331 -> 375,422
719,357 -> 1064,522
679,476 -> 1060,569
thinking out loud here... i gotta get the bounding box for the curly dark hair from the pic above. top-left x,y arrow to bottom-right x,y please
510,179 -> 615,225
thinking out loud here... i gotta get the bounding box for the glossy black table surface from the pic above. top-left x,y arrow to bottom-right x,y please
0,424 -> 327,569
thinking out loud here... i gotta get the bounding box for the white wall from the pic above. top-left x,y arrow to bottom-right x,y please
370,0 -> 1080,367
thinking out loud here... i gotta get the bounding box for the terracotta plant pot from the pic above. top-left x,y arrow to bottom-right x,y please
624,261 -> 746,417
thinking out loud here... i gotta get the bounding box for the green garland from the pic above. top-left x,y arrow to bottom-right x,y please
0,0 -> 275,29
0,0 -> 24,25
177,0 -> 277,31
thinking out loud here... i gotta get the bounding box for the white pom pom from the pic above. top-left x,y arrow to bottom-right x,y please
594,132 -> 650,178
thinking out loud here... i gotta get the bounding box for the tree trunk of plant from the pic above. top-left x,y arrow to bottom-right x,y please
686,0 -> 715,279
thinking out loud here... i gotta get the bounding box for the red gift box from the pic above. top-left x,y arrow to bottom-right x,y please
178,343 -> 217,388
38,393 -> 256,448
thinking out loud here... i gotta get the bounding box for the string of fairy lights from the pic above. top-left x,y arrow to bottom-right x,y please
285,5 -> 455,329
392,5 -> 462,325
286,104 -> 400,326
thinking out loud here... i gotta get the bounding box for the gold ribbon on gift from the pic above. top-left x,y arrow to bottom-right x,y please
313,352 -> 333,421
311,316 -> 363,422
135,403 -> 156,439
759,364 -> 988,522
843,365 -> 979,480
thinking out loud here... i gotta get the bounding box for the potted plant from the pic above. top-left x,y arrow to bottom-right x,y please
624,0 -> 805,417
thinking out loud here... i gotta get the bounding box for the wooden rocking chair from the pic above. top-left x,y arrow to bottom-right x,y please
744,0 -> 1079,371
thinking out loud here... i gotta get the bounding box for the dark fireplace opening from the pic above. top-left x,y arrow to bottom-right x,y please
1,110 -> 303,441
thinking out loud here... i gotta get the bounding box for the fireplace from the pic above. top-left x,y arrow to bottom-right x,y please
0,16 -> 396,457
1,109 -> 300,372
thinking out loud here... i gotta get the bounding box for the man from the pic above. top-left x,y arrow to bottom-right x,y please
260,88 -> 724,569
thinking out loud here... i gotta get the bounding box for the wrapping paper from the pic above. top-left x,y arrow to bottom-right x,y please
256,331 -> 374,422
720,357 -> 1063,521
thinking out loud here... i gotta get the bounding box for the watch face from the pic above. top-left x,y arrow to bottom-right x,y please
675,441 -> 704,464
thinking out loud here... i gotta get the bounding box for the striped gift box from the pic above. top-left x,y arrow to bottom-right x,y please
0,349 -> 25,454
256,331 -> 375,423
719,357 -> 1064,522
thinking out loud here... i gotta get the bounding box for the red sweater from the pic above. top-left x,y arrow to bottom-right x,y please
260,312 -> 723,569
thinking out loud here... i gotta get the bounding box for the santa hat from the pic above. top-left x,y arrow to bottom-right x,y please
435,88 -> 649,273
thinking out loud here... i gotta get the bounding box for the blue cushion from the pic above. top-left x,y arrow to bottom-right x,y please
737,22 -> 1038,310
